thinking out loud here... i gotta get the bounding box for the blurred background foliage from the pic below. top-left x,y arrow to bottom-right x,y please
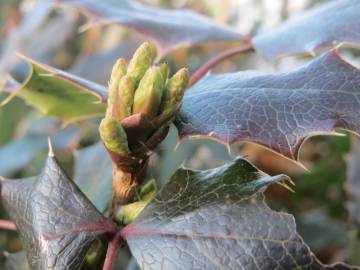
0,0 -> 359,269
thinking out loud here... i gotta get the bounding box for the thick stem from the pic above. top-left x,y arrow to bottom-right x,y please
111,161 -> 147,206
102,231 -> 123,270
107,147 -> 150,210
189,42 -> 254,87
0,219 -> 16,231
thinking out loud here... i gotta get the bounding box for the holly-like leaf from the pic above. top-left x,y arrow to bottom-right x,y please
13,56 -> 107,122
122,158 -> 356,270
122,157 -> 358,270
175,49 -> 360,160
253,0 -> 360,61
57,0 -> 247,55
0,151 -> 116,270
74,142 -> 112,212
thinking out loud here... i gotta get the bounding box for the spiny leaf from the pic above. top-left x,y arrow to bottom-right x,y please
12,56 -> 107,123
0,151 -> 116,270
122,157 -> 358,270
175,49 -> 360,160
253,0 -> 360,61
57,0 -> 247,55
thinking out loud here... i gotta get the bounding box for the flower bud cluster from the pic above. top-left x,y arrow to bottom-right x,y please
99,42 -> 189,157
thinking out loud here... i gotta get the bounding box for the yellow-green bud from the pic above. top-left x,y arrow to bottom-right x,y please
127,42 -> 156,85
117,75 -> 136,120
154,68 -> 189,126
159,63 -> 169,83
132,66 -> 165,119
107,58 -> 127,118
99,118 -> 129,155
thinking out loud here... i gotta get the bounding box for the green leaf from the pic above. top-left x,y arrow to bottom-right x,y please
175,49 -> 360,160
122,157 -> 358,270
14,56 -> 107,123
0,96 -> 29,146
253,0 -> 360,61
0,150 -> 116,270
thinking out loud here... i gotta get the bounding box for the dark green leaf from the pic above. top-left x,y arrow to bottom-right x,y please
123,157 -> 358,270
175,49 -> 360,160
0,152 -> 116,270
57,0 -> 247,55
253,0 -> 360,61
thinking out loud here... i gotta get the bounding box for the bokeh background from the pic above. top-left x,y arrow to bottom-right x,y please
0,0 -> 359,269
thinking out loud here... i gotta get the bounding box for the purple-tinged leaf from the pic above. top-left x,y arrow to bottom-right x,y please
122,157 -> 358,270
253,0 -> 360,61
0,152 -> 116,270
56,0 -> 247,55
175,49 -> 360,160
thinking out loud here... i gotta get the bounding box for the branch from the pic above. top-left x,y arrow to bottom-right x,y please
0,219 -> 16,231
189,42 -> 254,87
103,231 -> 123,270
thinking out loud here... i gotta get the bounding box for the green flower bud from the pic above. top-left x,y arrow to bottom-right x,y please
127,42 -> 156,85
159,62 -> 169,83
117,75 -> 136,120
154,68 -> 189,126
107,58 -> 127,118
132,66 -> 165,119
99,118 -> 129,155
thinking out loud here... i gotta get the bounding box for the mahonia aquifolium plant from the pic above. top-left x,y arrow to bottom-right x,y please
99,42 -> 189,157
98,42 -> 189,208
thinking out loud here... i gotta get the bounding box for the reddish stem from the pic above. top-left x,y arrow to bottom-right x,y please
189,42 -> 254,87
103,231 -> 123,270
0,219 -> 16,231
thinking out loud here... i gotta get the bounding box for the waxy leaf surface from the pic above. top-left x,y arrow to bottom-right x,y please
15,57 -> 107,122
122,157 -> 357,270
0,154 -> 115,270
175,50 -> 360,160
57,0 -> 246,54
253,0 -> 360,61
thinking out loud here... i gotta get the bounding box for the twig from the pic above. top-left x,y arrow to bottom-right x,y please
0,219 -> 16,231
189,42 -> 254,87
102,230 -> 123,270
